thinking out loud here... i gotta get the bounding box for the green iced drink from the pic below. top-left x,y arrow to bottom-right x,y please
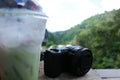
0,9 -> 47,80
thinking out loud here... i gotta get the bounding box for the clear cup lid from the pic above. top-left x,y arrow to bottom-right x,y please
0,8 -> 48,20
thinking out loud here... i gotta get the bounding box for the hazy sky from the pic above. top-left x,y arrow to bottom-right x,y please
39,0 -> 120,32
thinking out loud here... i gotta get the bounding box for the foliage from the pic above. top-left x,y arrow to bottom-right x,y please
46,9 -> 120,68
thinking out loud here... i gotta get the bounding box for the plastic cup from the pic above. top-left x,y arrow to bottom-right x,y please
0,8 -> 47,80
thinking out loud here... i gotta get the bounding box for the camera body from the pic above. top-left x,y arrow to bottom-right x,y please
41,46 -> 93,78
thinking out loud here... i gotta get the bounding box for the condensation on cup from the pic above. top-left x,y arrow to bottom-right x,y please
0,0 -> 47,80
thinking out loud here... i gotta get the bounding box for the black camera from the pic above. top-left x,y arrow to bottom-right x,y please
41,46 -> 93,78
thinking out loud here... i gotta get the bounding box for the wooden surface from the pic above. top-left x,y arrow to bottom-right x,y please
39,61 -> 120,80
95,69 -> 120,78
39,61 -> 101,80
102,78 -> 120,80
95,69 -> 120,80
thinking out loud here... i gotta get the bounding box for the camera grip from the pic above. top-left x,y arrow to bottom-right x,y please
44,52 -> 62,78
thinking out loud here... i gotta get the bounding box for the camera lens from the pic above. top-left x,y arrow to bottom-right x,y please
71,49 -> 93,76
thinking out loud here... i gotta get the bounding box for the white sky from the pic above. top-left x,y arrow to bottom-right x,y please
39,0 -> 120,32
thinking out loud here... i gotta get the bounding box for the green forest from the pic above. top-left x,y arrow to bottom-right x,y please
44,9 -> 120,69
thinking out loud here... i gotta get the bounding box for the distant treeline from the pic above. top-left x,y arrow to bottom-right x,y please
45,9 -> 120,68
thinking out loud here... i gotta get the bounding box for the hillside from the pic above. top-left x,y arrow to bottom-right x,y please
45,9 -> 120,69
47,9 -> 116,46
